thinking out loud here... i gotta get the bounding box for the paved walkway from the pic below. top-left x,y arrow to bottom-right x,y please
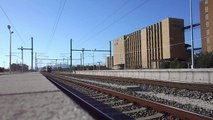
0,72 -> 93,120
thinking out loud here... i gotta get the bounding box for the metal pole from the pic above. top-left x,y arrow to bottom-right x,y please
98,61 -> 101,70
67,57 -> 69,68
31,37 -> 33,71
21,47 -> 23,72
7,25 -> 13,74
109,41 -> 112,70
190,0 -> 194,69
56,59 -> 58,70
80,53 -> 82,70
9,31 -> 12,74
82,48 -> 85,70
70,39 -> 72,72
35,52 -> 37,71
93,50 -> 95,70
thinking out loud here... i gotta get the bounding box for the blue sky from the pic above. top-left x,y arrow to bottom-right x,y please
0,0 -> 201,68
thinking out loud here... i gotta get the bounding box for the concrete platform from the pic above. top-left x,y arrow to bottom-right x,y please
0,72 -> 94,120
76,69 -> 213,84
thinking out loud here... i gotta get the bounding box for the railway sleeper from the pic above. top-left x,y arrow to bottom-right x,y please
97,97 -> 115,102
136,113 -> 164,120
113,103 -> 133,108
122,107 -> 147,114
104,99 -> 124,105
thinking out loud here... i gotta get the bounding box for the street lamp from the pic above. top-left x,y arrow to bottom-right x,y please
7,25 -> 13,74
190,0 -> 194,69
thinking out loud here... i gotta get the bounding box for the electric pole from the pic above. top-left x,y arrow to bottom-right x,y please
31,37 -> 33,71
97,61 -> 101,70
71,41 -> 111,70
82,48 -> 85,70
109,41 -> 112,70
17,37 -> 34,72
35,52 -> 38,71
70,39 -> 72,72
190,0 -> 194,69
93,50 -> 95,70
20,46 -> 24,72
7,25 -> 13,74
80,53 -> 82,70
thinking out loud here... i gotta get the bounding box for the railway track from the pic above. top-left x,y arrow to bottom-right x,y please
58,73 -> 213,119
59,73 -> 213,92
42,72 -> 213,120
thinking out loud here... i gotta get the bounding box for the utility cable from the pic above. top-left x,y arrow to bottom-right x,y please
46,0 -> 67,51
78,0 -> 150,47
76,0 -> 130,47
0,4 -> 25,45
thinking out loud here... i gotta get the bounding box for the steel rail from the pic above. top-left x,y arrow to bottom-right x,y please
64,74 -> 213,92
43,72 -> 116,120
49,73 -> 213,120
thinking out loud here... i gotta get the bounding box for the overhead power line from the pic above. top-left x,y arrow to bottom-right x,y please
46,0 -> 67,51
78,0 -> 150,47
0,4 -> 25,44
76,0 -> 130,47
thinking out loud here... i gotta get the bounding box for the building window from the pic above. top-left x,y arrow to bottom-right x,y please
205,14 -> 209,20
206,29 -> 210,36
206,37 -> 210,44
206,37 -> 211,52
205,6 -> 208,13
205,0 -> 208,5
206,21 -> 209,28
207,46 -> 211,52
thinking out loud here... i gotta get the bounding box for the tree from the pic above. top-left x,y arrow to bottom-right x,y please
160,59 -> 187,69
11,63 -> 29,72
195,52 -> 213,68
0,67 -> 4,72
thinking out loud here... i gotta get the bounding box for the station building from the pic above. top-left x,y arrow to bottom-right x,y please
113,18 -> 188,69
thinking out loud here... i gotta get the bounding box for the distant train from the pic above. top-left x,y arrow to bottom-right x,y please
46,66 -> 52,73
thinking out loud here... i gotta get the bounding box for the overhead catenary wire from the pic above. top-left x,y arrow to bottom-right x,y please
0,4 -> 25,45
46,0 -> 67,52
77,0 -> 151,47
75,0 -> 130,47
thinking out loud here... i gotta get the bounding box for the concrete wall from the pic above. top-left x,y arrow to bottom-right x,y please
76,69 -> 213,84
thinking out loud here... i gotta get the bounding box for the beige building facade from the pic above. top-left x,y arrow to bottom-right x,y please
143,18 -> 187,68
105,56 -> 113,69
200,0 -> 213,52
125,30 -> 142,69
113,36 -> 125,69
113,18 -> 188,69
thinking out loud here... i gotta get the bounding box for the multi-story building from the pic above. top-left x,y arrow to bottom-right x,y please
125,30 -> 142,69
105,56 -> 113,69
142,18 -> 188,68
113,18 -> 188,69
200,0 -> 213,52
113,36 -> 125,69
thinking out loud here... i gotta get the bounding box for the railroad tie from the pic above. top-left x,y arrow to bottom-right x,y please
136,113 -> 163,120
112,103 -> 133,108
104,99 -> 123,105
122,107 -> 146,114
98,97 -> 115,102
92,94 -> 108,99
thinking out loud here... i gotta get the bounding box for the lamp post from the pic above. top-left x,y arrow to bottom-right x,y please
190,0 -> 194,69
7,25 -> 13,74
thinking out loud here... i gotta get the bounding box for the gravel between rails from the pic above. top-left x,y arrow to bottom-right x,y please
56,77 -> 172,120
67,76 -> 213,118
